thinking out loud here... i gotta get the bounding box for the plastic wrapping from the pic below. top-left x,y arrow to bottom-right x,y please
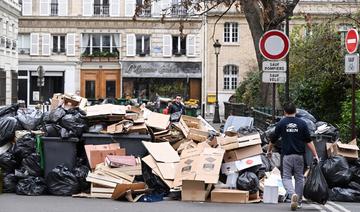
0,150 -> 18,173
3,173 -> 18,193
22,153 -> 42,177
73,164 -> 90,192
16,109 -> 43,130
329,187 -> 360,202
60,113 -> 87,138
43,124 -> 62,137
0,117 -> 19,147
0,104 -> 19,118
16,176 -> 46,196
236,171 -> 259,194
48,107 -> 66,123
321,156 -> 352,187
46,165 -> 79,196
12,135 -> 36,160
304,162 -> 328,204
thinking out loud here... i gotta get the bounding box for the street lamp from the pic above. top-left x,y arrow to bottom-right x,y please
285,0 -> 294,102
213,39 -> 221,123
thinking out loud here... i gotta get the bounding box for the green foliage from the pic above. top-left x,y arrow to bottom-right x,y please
287,23 -> 351,124
338,90 -> 360,143
234,68 -> 262,107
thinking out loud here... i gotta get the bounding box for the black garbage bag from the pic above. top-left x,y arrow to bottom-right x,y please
3,173 -> 18,193
12,134 -> 36,160
16,109 -> 43,130
236,171 -> 259,194
0,150 -> 18,173
296,109 -> 316,123
349,159 -> 360,184
73,164 -> 90,192
315,122 -> 339,140
260,154 -> 273,172
46,165 -> 80,196
14,167 -> 30,179
66,108 -> 86,116
42,111 -> 50,123
88,124 -> 105,133
270,152 -> 281,170
60,114 -> 87,137
22,153 -> 42,177
299,117 -> 317,133
321,156 -> 352,188
16,176 -> 46,196
304,162 -> 329,204
329,187 -> 360,202
60,128 -> 76,139
48,107 -> 66,123
142,161 -> 169,195
43,124 -> 62,137
0,117 -> 19,147
349,181 -> 360,191
0,104 -> 19,118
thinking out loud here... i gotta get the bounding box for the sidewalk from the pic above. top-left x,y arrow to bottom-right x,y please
205,114 -> 225,132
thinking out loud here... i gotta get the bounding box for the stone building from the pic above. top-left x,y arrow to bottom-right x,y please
18,0 -> 203,107
0,0 -> 21,105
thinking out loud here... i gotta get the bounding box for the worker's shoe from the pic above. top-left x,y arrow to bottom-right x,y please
290,194 -> 298,211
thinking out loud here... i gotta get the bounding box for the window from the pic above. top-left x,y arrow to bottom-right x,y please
29,74 -> 64,105
0,69 -> 5,105
94,0 -> 109,16
82,34 -> 120,55
172,35 -> 186,55
52,35 -> 66,53
51,0 -> 59,16
12,40 -> 16,50
223,65 -> 238,90
171,0 -> 187,16
18,34 -> 30,54
136,0 -> 151,17
224,22 -> 239,43
136,35 -> 150,56
11,71 -> 18,104
0,37 -> 5,49
6,38 -> 11,49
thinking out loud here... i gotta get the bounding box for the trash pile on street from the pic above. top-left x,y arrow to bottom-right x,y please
0,94 -> 360,204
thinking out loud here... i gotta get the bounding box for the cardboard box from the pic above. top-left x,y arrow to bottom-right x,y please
143,108 -> 170,130
181,180 -> 211,202
111,182 -> 146,200
85,143 -> 126,169
221,155 -> 262,175
211,189 -> 249,203
174,144 -> 225,187
86,104 -> 127,117
178,115 -> 210,142
223,144 -> 263,163
141,155 -> 173,188
327,140 -> 359,160
50,93 -> 64,110
219,133 -> 262,151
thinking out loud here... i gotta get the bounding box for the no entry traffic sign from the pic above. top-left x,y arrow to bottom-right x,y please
259,30 -> 290,60
346,29 -> 359,54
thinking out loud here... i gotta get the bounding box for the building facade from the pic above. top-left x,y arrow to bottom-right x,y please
18,0 -> 203,107
0,0 -> 21,105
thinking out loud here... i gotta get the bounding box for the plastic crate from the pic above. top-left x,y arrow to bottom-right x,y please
42,137 -> 78,177
82,133 -> 151,157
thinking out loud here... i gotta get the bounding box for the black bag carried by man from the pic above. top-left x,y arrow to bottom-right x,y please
304,162 -> 329,205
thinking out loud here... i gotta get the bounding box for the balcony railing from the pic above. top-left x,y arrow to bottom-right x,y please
94,4 -> 109,16
52,48 -> 66,53
18,48 -> 30,54
139,8 -> 151,17
171,7 -> 187,17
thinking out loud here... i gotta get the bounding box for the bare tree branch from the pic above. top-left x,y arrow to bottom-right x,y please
210,0 -> 236,42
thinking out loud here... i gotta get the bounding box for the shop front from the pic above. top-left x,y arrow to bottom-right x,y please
121,61 -> 202,103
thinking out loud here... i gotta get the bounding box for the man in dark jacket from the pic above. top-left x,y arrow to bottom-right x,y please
169,95 -> 185,115
267,102 -> 319,211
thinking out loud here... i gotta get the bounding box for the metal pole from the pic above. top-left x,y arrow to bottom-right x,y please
213,52 -> 220,123
272,83 -> 276,123
285,17 -> 290,102
351,74 -> 357,139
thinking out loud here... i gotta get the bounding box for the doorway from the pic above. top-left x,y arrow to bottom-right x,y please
80,69 -> 120,101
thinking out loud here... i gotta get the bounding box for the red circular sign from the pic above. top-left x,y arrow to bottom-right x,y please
346,29 -> 359,54
259,30 -> 290,60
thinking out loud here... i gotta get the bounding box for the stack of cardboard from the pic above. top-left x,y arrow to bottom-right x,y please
173,143 -> 225,201
327,139 -> 359,160
141,141 -> 180,188
50,93 -> 87,111
177,115 -> 211,142
220,133 -> 263,176
84,143 -> 126,169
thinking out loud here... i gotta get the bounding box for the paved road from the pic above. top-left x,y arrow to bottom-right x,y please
0,194 -> 356,212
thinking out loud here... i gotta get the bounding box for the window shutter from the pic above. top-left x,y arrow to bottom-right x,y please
83,0 -> 94,16
110,0 -> 120,17
42,33 -> 51,56
58,0 -> 68,16
151,0 -> 161,17
125,0 -> 136,17
66,33 -> 76,56
186,34 -> 195,57
30,33 -> 39,55
163,34 -> 172,57
40,0 -> 50,16
126,34 -> 136,56
22,0 -> 32,16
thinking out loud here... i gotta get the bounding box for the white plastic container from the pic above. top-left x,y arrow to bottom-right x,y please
263,185 -> 279,203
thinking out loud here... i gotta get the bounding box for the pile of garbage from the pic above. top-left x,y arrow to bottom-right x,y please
1,97 -> 360,204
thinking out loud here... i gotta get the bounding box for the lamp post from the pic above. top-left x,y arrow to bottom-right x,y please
213,39 -> 221,123
285,0 -> 294,102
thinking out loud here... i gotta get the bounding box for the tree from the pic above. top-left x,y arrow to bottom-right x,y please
135,0 -> 300,70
